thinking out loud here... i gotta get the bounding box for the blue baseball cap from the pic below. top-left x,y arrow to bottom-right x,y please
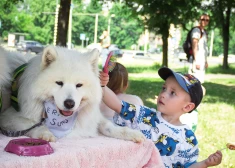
158,67 -> 203,110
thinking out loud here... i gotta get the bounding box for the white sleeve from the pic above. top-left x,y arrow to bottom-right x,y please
191,28 -> 201,40
117,94 -> 144,106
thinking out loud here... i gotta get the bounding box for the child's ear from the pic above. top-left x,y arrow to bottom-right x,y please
183,103 -> 195,113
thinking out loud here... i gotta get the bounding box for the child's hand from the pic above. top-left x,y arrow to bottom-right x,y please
205,150 -> 222,166
99,71 -> 109,87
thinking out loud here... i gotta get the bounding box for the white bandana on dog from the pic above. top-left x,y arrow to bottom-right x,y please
44,101 -> 78,138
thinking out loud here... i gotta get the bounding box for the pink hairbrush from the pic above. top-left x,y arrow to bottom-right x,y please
102,51 -> 117,74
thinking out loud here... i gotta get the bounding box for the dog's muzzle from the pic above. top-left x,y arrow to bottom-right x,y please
59,99 -> 75,116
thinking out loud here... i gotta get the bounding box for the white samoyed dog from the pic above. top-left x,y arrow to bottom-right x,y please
0,46 -> 145,143
0,47 -> 27,112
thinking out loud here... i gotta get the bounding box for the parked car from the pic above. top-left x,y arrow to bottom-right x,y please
219,54 -> 235,63
135,52 -> 145,56
109,44 -> 123,57
122,51 -> 146,58
174,47 -> 187,62
87,43 -> 123,57
16,40 -> 44,54
86,43 -> 102,52
147,48 -> 161,54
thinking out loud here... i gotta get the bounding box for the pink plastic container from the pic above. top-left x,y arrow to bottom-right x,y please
5,138 -> 54,156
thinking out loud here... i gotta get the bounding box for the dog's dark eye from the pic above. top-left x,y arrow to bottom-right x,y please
76,83 -> 83,88
56,81 -> 63,86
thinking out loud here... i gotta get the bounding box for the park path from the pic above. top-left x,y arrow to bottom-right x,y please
205,74 -> 235,79
2,44 -> 235,81
129,73 -> 235,81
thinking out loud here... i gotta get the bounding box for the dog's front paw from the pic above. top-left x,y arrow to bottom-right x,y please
38,131 -> 57,142
28,126 -> 57,142
124,127 -> 146,143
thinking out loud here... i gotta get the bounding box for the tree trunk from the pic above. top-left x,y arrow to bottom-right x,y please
56,0 -> 71,46
161,23 -> 170,67
222,7 -> 230,69
162,34 -> 168,67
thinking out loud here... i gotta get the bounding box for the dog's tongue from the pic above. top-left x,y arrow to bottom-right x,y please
61,110 -> 73,116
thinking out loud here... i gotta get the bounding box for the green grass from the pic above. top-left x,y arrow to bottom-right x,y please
206,64 -> 235,74
117,58 -> 235,167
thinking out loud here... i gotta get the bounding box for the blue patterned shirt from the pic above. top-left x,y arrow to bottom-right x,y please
113,101 -> 199,168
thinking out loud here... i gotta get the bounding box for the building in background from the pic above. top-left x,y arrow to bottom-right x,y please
7,33 -> 28,47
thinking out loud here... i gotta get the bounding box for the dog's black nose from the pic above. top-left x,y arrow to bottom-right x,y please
64,99 -> 75,109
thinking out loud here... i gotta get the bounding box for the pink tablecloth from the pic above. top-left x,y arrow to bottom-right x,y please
0,134 -> 164,168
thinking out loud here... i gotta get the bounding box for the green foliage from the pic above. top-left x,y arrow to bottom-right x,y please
72,1 -> 143,48
211,5 -> 235,57
0,0 -> 19,38
0,0 -> 23,9
21,0 -> 56,44
206,0 -> 235,68
0,0 -> 56,44
0,0 -> 143,48
122,0 -> 203,67
72,0 -> 106,45
212,28 -> 223,56
1,0 -> 235,59
108,3 -> 144,48
229,26 -> 235,54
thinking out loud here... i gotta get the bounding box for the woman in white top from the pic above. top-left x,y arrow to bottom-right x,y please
100,63 -> 143,121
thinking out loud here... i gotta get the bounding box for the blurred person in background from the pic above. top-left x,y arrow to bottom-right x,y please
100,30 -> 111,58
189,13 -> 210,84
100,62 -> 143,121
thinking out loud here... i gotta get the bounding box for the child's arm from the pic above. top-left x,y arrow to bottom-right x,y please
102,86 -> 122,113
100,71 -> 122,113
189,150 -> 222,168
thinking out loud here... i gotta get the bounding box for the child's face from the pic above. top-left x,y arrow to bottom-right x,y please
157,76 -> 191,116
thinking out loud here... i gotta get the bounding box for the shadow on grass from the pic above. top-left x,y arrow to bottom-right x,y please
202,82 -> 235,105
206,64 -> 235,74
127,78 -> 235,108
127,79 -> 163,108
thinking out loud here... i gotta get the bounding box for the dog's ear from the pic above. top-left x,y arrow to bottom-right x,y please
41,46 -> 58,70
88,49 -> 100,75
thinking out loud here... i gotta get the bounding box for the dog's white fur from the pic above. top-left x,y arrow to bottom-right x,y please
0,47 -> 27,112
0,46 -> 145,142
